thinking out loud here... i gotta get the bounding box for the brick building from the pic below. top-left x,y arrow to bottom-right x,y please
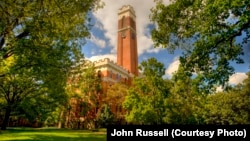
95,5 -> 139,85
93,4 -> 139,112
66,5 -> 139,128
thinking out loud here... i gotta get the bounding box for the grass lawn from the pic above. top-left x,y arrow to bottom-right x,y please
0,127 -> 106,141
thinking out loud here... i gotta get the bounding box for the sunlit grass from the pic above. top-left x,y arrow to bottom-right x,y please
0,127 -> 107,141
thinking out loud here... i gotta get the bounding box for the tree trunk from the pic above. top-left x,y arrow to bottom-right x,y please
58,109 -> 65,128
1,106 -> 11,130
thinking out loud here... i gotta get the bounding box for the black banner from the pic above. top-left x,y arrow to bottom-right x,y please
107,125 -> 250,141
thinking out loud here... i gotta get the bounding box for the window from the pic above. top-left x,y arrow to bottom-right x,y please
97,70 -> 101,78
110,71 -> 112,78
121,16 -> 125,28
118,74 -> 121,81
116,74 -> 119,80
121,31 -> 126,38
132,32 -> 135,39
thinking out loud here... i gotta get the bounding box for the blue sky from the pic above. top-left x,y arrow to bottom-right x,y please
82,0 -> 249,85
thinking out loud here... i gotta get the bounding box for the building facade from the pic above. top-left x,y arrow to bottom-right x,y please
67,5 -> 139,128
92,5 -> 139,120
95,5 -> 139,87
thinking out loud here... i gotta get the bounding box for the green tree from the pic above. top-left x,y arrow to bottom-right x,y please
150,0 -> 249,88
165,66 -> 206,124
0,0 -> 103,130
65,61 -> 102,129
123,58 -> 170,124
105,82 -> 128,122
204,72 -> 250,124
0,58 -> 68,129
1,0 -> 103,65
96,104 -> 115,127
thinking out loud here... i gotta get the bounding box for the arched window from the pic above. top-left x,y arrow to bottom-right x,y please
121,16 -> 125,28
97,70 -> 101,78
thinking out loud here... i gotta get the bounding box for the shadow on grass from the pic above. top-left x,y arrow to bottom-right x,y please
9,135 -> 105,141
0,128 -> 107,141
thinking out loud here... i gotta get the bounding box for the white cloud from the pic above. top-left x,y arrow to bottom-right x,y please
89,33 -> 106,48
147,47 -> 164,54
92,0 -> 170,56
138,35 -> 154,54
215,73 -> 248,92
216,86 -> 223,92
165,57 -> 180,77
228,72 -> 248,85
87,54 -> 117,63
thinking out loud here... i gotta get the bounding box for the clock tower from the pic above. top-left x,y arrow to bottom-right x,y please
117,5 -> 138,76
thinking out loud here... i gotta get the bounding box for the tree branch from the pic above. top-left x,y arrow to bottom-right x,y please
215,18 -> 250,47
0,82 -> 11,102
0,84 -> 8,98
0,36 -> 4,49
0,73 -> 6,78
3,50 -> 13,59
16,30 -> 30,39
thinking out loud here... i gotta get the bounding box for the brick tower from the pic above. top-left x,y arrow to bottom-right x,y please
117,5 -> 138,76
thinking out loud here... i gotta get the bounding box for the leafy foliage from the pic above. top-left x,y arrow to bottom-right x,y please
123,58 -> 170,124
0,0 -> 103,130
105,82 -> 128,122
204,72 -> 250,124
65,61 -> 102,129
150,0 -> 250,87
164,66 -> 206,124
123,57 -> 249,125
96,104 -> 115,127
